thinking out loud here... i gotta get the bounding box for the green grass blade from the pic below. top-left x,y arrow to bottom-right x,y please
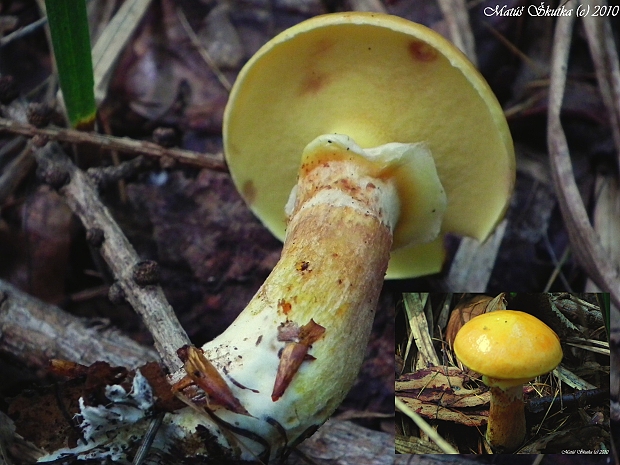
45,0 -> 96,129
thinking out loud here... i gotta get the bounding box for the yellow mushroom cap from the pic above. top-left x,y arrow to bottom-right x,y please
223,12 -> 515,278
453,310 -> 563,388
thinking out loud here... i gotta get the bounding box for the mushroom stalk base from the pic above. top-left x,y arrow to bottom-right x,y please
166,139 -> 403,461
487,385 -> 526,452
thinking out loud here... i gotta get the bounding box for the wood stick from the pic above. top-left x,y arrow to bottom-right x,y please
33,141 -> 190,372
0,279 -> 156,369
0,117 -> 226,171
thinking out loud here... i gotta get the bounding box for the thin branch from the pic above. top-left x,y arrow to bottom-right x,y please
87,155 -> 148,186
481,21 -> 548,77
33,141 -> 190,372
0,17 -> 47,47
132,413 -> 165,465
581,0 -> 620,170
176,7 -> 232,93
0,117 -> 227,171
0,279 -> 156,369
287,419 -> 395,465
547,13 -> 620,309
437,0 -> 478,66
0,137 -> 32,204
395,397 -> 458,454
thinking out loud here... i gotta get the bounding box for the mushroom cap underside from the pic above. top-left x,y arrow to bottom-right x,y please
453,310 -> 563,385
223,12 -> 515,278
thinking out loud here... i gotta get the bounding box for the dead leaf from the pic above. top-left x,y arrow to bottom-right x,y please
445,294 -> 506,348
8,187 -> 73,304
396,367 -> 489,427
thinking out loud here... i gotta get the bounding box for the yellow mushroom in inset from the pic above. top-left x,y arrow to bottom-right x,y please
453,310 -> 563,452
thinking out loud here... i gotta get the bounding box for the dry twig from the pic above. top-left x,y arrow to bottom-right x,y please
0,117 -> 226,171
547,14 -> 620,309
176,7 -> 232,93
395,398 -> 458,454
34,141 -> 190,372
0,137 -> 32,204
0,278 -> 157,369
437,0 -> 477,66
581,0 -> 620,166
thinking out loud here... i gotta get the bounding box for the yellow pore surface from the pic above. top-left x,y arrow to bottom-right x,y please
224,12 -> 515,278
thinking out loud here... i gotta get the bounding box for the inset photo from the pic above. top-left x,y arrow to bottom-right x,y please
395,293 -> 610,455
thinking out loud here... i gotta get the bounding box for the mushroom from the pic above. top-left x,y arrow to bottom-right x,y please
453,310 -> 563,452
40,12 -> 515,463
224,12 -> 515,278
177,12 -> 514,460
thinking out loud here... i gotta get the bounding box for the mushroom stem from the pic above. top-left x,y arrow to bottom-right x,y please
454,310 -> 562,453
487,384 -> 526,452
165,135 -> 443,460
39,135 -> 446,463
